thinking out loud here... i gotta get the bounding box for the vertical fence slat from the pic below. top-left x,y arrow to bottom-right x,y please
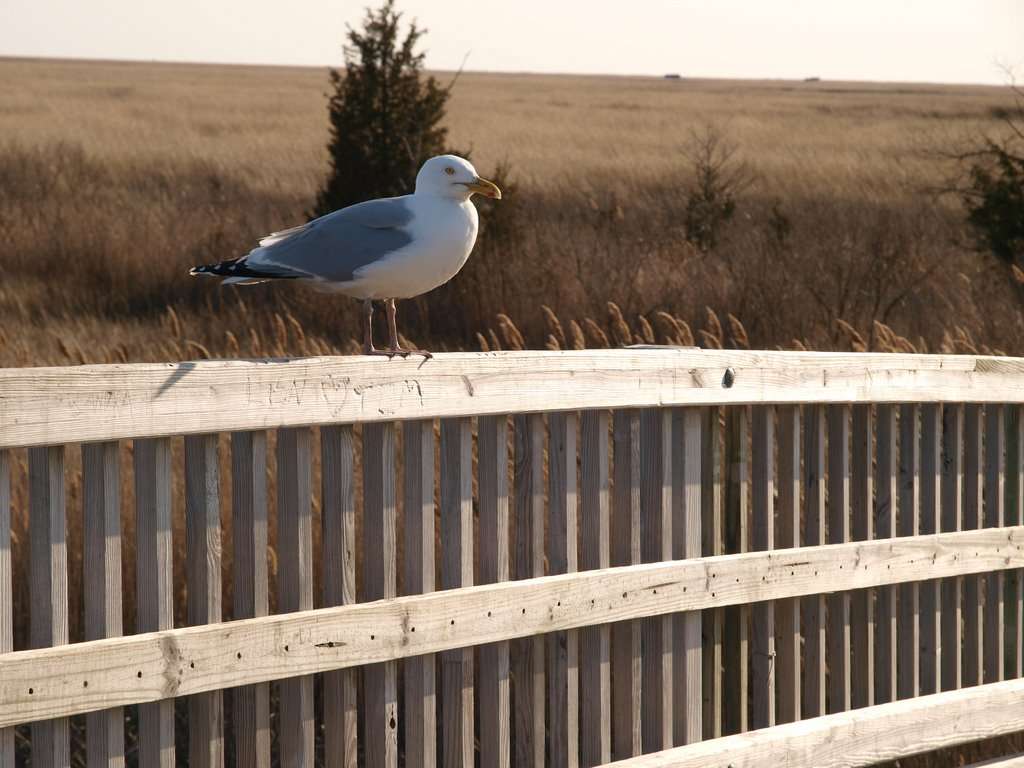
549,412 -> 579,768
941,405 -> 964,692
898,404 -> 920,700
919,405 -> 942,696
874,405 -> 898,704
82,442 -> 124,768
403,420 -> 437,768
1014,406 -> 1024,679
984,404 -> 1005,684
674,409 -> 702,745
775,406 -> 800,723
724,407 -> 749,732
802,404 -> 826,719
513,413 -> 545,768
277,427 -> 315,768
851,405 -> 874,710
363,423 -> 399,768
322,425 -> 359,768
700,407 -> 724,739
964,404 -> 984,686
441,418 -> 474,768
185,434 -> 224,768
611,411 -> 641,760
479,416 -> 510,768
751,406 -> 775,729
0,450 -> 13,768
580,411 -> 610,767
827,405 -> 851,713
641,408 -> 673,752
231,431 -> 270,768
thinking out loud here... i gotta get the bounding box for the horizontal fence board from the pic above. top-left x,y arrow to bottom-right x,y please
5,350 -> 1024,447
598,677 -> 1024,768
3,526 -> 1024,728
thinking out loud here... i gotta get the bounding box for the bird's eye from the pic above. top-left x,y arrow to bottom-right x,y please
444,167 -> 455,176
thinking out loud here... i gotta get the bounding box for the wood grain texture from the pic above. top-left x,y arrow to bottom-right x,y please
984,405 -> 1006,684
964,404 -> 985,687
513,413 -> 545,768
919,405 -> 942,696
133,438 -> 173,768
750,406 -> 775,729
775,406 -> 800,724
0,450 -> 13,768
699,407 -> 723,739
826,405 -> 851,714
723,407 -> 749,733
82,441 -> 125,768
801,404 -> 826,719
402,420 -> 437,768
1013,407 -> 1024,679
581,411 -> 611,767
874,405 -> 898,704
850,405 -> 874,710
7,350 -> 1024,449
184,434 -> 224,768
940,405 -> 963,692
641,408 -> 673,752
898,404 -> 920,700
230,431 -> 270,768
321,425 -> 358,768
611,410 -> 642,760
441,418 -> 474,768
479,415 -> 510,768
362,422 -> 398,768
2,526 -> 1024,729
963,756 -> 1024,768
549,412 -> 579,768
599,678 -> 1024,768
277,427 -> 315,768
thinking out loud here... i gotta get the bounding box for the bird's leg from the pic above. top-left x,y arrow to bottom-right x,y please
362,299 -> 392,357
385,298 -> 432,359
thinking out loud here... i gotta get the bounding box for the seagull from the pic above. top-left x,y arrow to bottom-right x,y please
190,154 -> 501,357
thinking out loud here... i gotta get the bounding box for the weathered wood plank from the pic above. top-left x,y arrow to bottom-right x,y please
940,405 -> 963,692
826,405 -> 851,713
185,434 -> 224,768
874,405 -> 898,704
230,431 -> 270,768
580,411 -> 610,767
850,405 -> 874,710
964,756 -> 1024,768
611,410 -> 641,760
1013,406 -> 1024,679
802,405 -> 826,719
919,405 -> 942,696
133,438 -> 173,768
322,425 -> 358,768
549,412 -> 579,768
775,406 -> 800,724
897,404 -> 920,700
8,351 -> 1024,449
0,449 -> 11,768
723,407 -> 749,734
441,418 -> 474,768
699,407 -> 723,739
964,404 -> 984,686
402,420 -> 436,768
598,677 -> 1024,768
641,408 -> 673,751
362,423 -> 398,768
984,404 -> 1005,684
277,427 -> 315,768
513,413 -> 545,768
3,526 -> 1024,728
479,415 -> 510,768
750,406 -> 774,729
82,441 -> 125,768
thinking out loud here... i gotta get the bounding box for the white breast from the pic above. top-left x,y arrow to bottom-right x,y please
345,197 -> 479,300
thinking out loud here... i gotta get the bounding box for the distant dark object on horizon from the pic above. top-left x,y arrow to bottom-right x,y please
804,76 -> 822,83
664,73 -> 682,80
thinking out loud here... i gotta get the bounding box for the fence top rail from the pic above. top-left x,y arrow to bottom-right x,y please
2,348 -> 1023,448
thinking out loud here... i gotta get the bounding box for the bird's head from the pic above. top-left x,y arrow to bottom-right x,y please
415,155 -> 502,201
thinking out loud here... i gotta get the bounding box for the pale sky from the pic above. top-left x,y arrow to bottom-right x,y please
2,0 -> 1021,85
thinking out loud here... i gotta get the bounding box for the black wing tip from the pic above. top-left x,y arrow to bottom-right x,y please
189,258 -> 299,281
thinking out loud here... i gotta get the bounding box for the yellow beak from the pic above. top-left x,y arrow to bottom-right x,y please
463,176 -> 502,199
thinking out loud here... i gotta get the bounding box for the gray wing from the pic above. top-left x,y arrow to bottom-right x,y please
245,196 -> 415,283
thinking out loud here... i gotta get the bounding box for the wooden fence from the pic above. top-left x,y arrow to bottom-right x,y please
0,348 -> 1023,767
